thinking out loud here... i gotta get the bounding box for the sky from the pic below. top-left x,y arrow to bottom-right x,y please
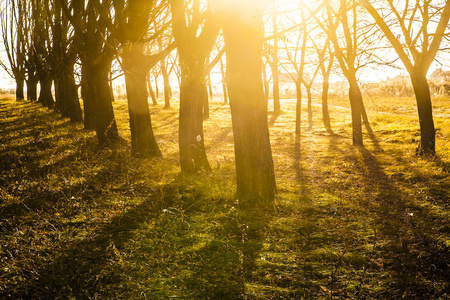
1,0 -> 449,92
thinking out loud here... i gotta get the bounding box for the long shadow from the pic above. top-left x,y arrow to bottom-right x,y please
1,132 -> 264,299
358,148 -> 449,298
208,103 -> 229,115
363,116 -> 383,152
324,136 -> 449,298
183,206 -> 270,299
268,112 -> 280,128
152,113 -> 178,129
5,175 -> 253,299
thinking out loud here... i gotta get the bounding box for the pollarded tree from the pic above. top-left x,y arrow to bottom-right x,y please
214,0 -> 277,207
170,0 -> 220,173
91,0 -> 175,156
32,0 -> 55,108
60,0 -> 118,145
0,0 -> 26,100
21,1 -> 38,102
51,0 -> 83,122
359,0 -> 450,155
111,0 -> 173,157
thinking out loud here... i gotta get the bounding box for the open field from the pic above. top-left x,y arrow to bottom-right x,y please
0,95 -> 449,299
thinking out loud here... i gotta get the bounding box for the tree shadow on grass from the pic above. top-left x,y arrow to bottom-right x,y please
283,134 -> 450,299
181,208 -> 270,299
324,136 -> 450,299
3,172 -> 271,299
355,147 -> 450,299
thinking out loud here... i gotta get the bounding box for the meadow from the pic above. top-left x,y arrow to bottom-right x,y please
0,94 -> 449,299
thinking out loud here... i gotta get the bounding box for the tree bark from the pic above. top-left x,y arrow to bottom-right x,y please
203,85 -> 210,119
272,63 -> 280,114
82,60 -> 118,145
155,74 -> 160,99
179,61 -> 211,172
221,2 -> 277,206
207,71 -> 213,99
15,79 -> 25,101
272,7 -> 280,115
220,57 -> 228,104
306,85 -> 313,129
26,76 -> 38,101
348,82 -> 363,146
410,71 -> 435,155
109,71 -> 115,102
295,81 -> 302,137
122,43 -> 162,157
81,65 -> 95,130
161,61 -> 172,109
171,0 -> 217,173
322,79 -> 331,131
38,77 -> 54,108
55,64 -> 82,122
147,76 -> 158,105
262,62 -> 270,109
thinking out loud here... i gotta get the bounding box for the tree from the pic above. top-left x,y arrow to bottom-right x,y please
22,1 -> 38,101
170,0 -> 219,173
0,0 -> 26,100
157,32 -> 174,109
359,0 -> 450,155
278,8 -> 308,138
32,0 -> 55,108
110,0 -> 174,157
270,3 -> 281,114
215,0 -> 277,206
320,0 -> 375,146
52,0 -> 83,122
60,0 -> 118,145
313,39 -> 334,132
219,55 -> 228,104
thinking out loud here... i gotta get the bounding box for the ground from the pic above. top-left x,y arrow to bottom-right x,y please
0,94 -> 449,299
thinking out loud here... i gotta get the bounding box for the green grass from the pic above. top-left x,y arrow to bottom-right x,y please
0,95 -> 449,299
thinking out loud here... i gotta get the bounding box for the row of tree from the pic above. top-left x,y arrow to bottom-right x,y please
1,0 -> 449,206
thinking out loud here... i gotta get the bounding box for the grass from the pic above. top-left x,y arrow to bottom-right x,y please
0,94 -> 449,299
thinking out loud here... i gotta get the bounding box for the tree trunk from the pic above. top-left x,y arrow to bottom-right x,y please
154,75 -> 160,99
179,61 -> 211,172
272,65 -> 280,115
123,45 -> 162,157
26,76 -> 38,102
222,4 -> 277,206
148,76 -> 158,105
220,57 -> 228,104
322,79 -> 331,132
272,8 -> 280,115
203,86 -> 210,119
207,72 -> 213,99
109,71 -> 115,102
348,83 -> 363,146
161,62 -> 171,109
82,61 -> 118,145
306,85 -> 313,129
55,64 -> 83,122
410,71 -> 435,155
262,63 -> 270,109
81,65 -> 95,130
16,79 -> 25,101
295,81 -> 302,137
38,78 -> 54,108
